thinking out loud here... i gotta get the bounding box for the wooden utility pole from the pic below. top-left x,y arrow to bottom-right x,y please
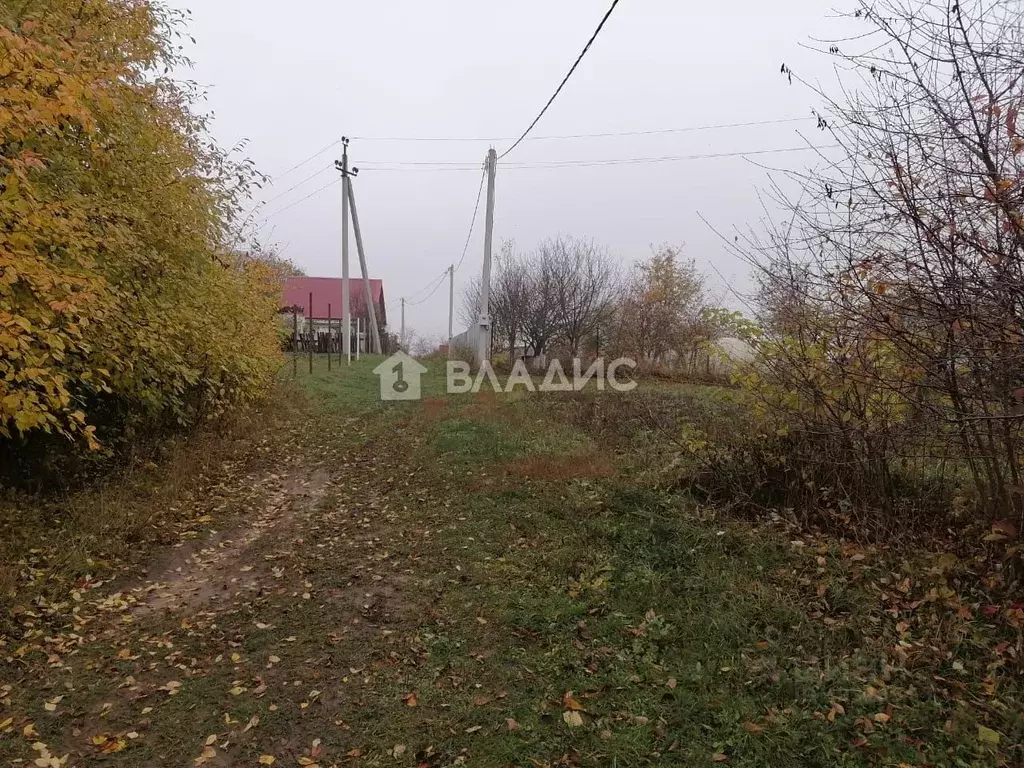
477,148 -> 498,365
400,298 -> 406,351
447,264 -> 455,359
347,181 -> 383,355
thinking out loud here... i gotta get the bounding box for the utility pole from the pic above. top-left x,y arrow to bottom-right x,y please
292,310 -> 298,378
400,298 -> 406,351
347,181 -> 383,355
447,264 -> 455,359
334,138 -> 359,365
477,148 -> 498,366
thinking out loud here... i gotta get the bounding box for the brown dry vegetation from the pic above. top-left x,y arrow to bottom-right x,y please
500,452 -> 615,482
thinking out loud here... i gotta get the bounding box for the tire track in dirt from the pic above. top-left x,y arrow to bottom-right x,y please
128,468 -> 334,618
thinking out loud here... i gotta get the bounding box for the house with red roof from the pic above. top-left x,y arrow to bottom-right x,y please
281,276 -> 388,354
282,276 -> 388,328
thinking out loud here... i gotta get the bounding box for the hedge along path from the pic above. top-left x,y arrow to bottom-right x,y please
1,2 -> 281,448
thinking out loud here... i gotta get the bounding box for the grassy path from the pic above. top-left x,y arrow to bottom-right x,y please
2,358 -> 1021,766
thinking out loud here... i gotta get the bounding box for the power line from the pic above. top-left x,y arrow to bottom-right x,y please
257,164 -> 333,209
350,117 -> 812,143
498,0 -> 623,160
253,177 -> 343,227
249,145 -> 835,228
356,144 -> 838,172
272,138 -> 345,183
406,271 -> 449,307
386,269 -> 447,309
387,164 -> 486,309
454,165 -> 487,273
259,117 -> 813,201
506,145 -> 839,167
400,268 -> 449,304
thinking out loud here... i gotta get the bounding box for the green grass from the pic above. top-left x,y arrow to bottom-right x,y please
292,361 -> 1021,765
3,359 -> 1020,767
293,359 -> 1022,766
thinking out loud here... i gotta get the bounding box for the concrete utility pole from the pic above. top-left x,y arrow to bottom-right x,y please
341,140 -> 350,363
347,181 -> 383,355
400,298 -> 406,351
447,264 -> 455,359
477,148 -> 497,365
334,139 -> 359,365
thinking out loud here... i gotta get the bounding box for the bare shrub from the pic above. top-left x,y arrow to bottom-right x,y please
718,0 -> 1024,530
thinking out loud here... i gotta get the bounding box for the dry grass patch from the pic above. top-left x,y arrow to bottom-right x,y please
500,451 -> 615,482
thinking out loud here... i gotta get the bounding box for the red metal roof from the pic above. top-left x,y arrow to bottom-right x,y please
282,277 -> 387,324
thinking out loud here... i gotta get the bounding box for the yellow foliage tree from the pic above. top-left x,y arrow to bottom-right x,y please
615,245 -> 706,363
1,0 -> 282,450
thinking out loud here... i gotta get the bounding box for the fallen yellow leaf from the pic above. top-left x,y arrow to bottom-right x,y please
563,710 -> 584,728
101,738 -> 127,754
978,725 -> 1001,745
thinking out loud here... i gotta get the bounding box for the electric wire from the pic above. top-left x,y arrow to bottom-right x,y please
350,116 -> 811,143
272,137 -> 345,183
406,271 -> 449,307
357,144 -> 838,171
390,163 -> 487,310
256,164 -> 333,209
253,177 -> 343,227
402,269 -> 449,303
253,146 -> 836,222
454,164 -> 487,274
498,0 -> 623,160
263,115 -> 813,198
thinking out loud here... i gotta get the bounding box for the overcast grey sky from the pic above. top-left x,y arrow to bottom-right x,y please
170,0 -> 839,339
